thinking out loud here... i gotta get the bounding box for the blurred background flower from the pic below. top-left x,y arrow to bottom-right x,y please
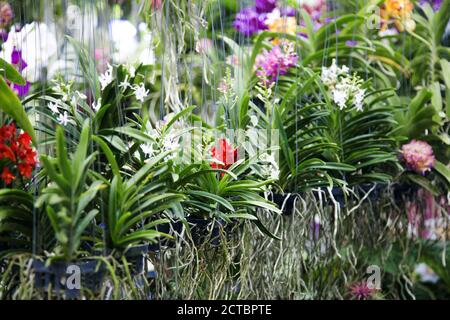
298,0 -> 327,20
255,0 -> 277,13
255,42 -> 298,84
233,6 -> 267,36
1,22 -> 57,82
419,0 -> 443,12
414,263 -> 439,283
265,8 -> 297,43
349,281 -> 377,300
381,0 -> 416,32
195,38 -> 213,55
0,2 -> 13,30
109,19 -> 138,64
407,189 -> 450,240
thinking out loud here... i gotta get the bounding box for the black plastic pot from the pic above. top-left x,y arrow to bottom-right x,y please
187,217 -> 227,246
149,217 -> 229,249
270,193 -> 297,215
124,244 -> 149,275
270,189 -> 347,213
155,219 -> 183,236
329,187 -> 347,208
326,184 -> 390,207
91,245 -> 154,278
0,258 -> 5,274
147,220 -> 183,252
33,259 -> 105,298
0,242 -> 6,254
392,182 -> 420,204
272,183 -> 390,214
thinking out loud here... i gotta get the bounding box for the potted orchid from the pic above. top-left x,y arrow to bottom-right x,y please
32,121 -> 106,298
129,105 -> 282,245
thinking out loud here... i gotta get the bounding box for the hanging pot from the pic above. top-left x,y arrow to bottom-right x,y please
270,189 -> 346,213
186,217 -> 227,246
147,220 -> 184,252
355,183 -> 388,201
32,259 -> 105,298
326,187 -> 347,208
392,182 -> 420,204
123,244 -> 150,276
149,217 -> 231,249
270,193 -> 297,215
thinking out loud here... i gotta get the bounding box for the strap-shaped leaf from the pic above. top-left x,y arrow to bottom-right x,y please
73,209 -> 99,252
186,190 -> 235,212
72,119 -> 91,187
40,156 -> 71,194
93,135 -> 120,176
0,189 -> 34,207
0,58 -> 26,85
116,230 -> 163,247
76,181 -> 105,222
434,161 -> 450,186
126,150 -> 171,188
0,76 -> 37,144
0,207 -> 32,222
56,126 -> 72,182
231,200 -> 281,215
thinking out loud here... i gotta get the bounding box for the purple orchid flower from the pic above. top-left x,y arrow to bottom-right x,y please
9,47 -> 30,97
255,0 -> 277,13
419,0 -> 443,11
346,40 -> 358,47
11,47 -> 27,72
12,81 -> 31,97
233,6 -> 267,37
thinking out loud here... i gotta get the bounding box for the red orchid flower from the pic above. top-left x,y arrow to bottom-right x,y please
1,167 -> 15,185
0,144 -> 16,162
0,123 -> 38,185
210,138 -> 238,172
0,123 -> 16,142
18,163 -> 33,178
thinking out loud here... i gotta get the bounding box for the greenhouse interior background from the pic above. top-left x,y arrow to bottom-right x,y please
0,0 -> 449,301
